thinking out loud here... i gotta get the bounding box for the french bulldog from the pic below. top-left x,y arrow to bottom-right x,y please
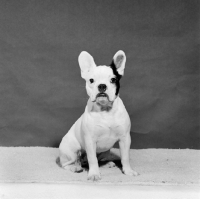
59,50 -> 138,181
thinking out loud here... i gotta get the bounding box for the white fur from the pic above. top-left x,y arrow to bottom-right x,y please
112,50 -> 126,76
59,51 -> 138,181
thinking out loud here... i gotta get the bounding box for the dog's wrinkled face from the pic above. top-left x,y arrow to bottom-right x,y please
78,51 -> 126,108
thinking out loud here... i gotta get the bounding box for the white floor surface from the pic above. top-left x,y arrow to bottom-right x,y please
0,183 -> 200,199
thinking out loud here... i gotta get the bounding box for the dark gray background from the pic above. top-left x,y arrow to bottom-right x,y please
0,0 -> 199,148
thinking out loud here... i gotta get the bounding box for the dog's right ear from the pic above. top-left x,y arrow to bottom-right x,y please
78,51 -> 96,79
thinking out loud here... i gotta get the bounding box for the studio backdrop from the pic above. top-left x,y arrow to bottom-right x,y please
0,0 -> 199,148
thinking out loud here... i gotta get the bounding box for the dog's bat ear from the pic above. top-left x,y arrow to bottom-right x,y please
112,50 -> 126,76
78,51 -> 96,79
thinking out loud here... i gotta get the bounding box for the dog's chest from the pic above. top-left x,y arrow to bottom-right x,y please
91,113 -> 127,152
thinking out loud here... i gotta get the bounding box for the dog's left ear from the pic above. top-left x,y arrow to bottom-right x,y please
78,51 -> 96,79
112,50 -> 126,76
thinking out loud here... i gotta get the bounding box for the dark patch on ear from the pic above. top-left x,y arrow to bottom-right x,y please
109,60 -> 122,96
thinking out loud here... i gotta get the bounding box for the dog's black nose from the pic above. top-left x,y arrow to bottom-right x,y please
98,84 -> 107,93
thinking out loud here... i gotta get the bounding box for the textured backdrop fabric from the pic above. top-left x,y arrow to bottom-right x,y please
0,0 -> 199,148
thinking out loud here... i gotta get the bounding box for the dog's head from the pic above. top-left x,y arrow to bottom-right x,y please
78,50 -> 126,108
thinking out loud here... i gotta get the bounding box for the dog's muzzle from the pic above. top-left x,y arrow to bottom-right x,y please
96,92 -> 112,107
96,93 -> 108,98
98,84 -> 107,93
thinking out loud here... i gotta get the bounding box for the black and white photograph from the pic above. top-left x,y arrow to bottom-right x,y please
0,0 -> 199,198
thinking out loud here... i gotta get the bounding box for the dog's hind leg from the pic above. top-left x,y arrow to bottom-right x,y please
97,150 -> 116,168
59,150 -> 83,172
69,151 -> 84,172
59,151 -> 76,168
59,130 -> 83,172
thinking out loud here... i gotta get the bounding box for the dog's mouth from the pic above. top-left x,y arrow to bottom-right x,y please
96,93 -> 108,99
95,93 -> 111,106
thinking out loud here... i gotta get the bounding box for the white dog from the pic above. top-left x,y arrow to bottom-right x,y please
59,50 -> 138,181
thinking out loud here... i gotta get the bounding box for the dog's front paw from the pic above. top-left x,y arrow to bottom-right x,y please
87,170 -> 101,181
123,168 -> 139,176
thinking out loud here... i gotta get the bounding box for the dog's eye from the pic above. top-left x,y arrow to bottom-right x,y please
110,78 -> 116,83
89,79 -> 94,84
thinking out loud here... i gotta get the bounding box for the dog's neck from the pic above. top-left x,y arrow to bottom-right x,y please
86,96 -> 119,113
93,101 -> 113,112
